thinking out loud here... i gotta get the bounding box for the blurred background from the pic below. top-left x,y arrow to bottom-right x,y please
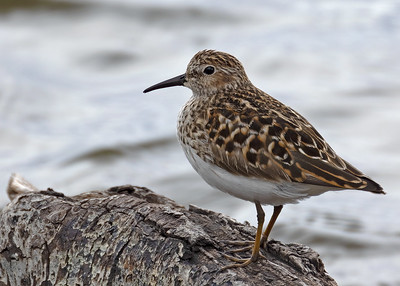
1,0 -> 399,285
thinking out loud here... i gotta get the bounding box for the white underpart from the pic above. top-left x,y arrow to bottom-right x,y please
182,145 -> 335,206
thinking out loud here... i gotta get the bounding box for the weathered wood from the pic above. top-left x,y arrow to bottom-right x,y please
0,174 -> 337,285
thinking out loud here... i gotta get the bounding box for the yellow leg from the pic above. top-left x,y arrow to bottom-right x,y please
260,205 -> 283,248
250,202 -> 265,261
222,202 -> 265,269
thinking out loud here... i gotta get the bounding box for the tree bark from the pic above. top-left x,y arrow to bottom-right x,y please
0,174 -> 337,286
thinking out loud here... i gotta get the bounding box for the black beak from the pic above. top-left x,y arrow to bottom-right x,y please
143,73 -> 186,93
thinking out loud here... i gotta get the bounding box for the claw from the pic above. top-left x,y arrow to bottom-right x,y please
220,252 -> 258,270
221,252 -> 249,263
223,240 -> 254,246
222,240 -> 254,253
221,258 -> 254,270
231,245 -> 253,253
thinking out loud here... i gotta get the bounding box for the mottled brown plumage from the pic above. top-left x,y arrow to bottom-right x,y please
144,49 -> 384,269
174,50 -> 383,194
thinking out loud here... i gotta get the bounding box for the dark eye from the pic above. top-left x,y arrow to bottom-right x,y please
203,66 -> 215,75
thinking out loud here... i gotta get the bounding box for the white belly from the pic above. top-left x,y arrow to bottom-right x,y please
181,144 -> 334,206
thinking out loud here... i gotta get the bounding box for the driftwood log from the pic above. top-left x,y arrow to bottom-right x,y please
0,174 -> 337,286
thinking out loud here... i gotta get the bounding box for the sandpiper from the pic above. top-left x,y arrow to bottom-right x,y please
143,50 -> 384,268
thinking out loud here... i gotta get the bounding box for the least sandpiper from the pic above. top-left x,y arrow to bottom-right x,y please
143,50 -> 384,268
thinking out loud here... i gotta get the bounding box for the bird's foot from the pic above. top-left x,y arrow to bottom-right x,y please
219,240 -> 267,270
223,239 -> 269,254
222,240 -> 254,253
220,251 -> 263,270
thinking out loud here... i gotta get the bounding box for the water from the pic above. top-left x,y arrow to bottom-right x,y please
1,1 -> 399,285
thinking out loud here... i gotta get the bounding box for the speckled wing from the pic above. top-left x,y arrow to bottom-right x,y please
205,92 -> 383,194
